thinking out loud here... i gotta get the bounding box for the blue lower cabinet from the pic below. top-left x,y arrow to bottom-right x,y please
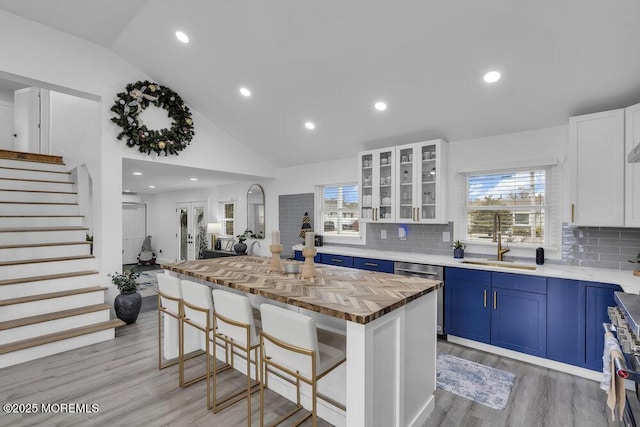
445,268 -> 491,343
353,257 -> 394,273
293,250 -> 320,263
320,253 -> 353,268
585,282 -> 622,371
547,278 -> 585,366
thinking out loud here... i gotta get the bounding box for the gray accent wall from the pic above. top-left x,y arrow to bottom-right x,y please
278,193 -> 314,259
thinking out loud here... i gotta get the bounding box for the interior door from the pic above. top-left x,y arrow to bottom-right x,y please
122,203 -> 147,264
14,87 -> 41,153
176,201 -> 206,261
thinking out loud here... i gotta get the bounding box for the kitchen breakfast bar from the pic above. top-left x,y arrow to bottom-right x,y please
162,256 -> 442,427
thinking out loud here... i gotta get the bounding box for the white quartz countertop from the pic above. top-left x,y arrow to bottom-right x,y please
292,244 -> 640,294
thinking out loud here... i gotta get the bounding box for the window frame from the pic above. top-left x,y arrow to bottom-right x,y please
314,183 -> 366,245
219,201 -> 235,238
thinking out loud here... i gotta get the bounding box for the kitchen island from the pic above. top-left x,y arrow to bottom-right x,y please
162,256 -> 442,427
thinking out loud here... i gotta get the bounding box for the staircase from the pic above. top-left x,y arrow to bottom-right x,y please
0,149 -> 124,369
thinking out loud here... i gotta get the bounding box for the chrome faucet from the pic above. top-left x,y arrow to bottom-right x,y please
493,213 -> 510,261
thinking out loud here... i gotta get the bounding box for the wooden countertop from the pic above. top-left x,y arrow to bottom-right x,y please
162,256 -> 442,324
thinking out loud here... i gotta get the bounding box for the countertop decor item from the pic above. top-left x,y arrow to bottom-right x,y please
301,233 -> 317,279
234,229 -> 254,255
299,211 -> 313,243
108,269 -> 142,324
110,80 -> 194,156
451,240 -> 466,259
269,243 -> 283,273
628,252 -> 640,276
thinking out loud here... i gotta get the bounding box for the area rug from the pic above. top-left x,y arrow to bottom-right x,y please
436,353 -> 516,410
136,269 -> 162,297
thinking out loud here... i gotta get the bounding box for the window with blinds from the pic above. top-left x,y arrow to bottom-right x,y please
320,184 -> 360,237
464,169 -> 547,245
220,202 -> 235,236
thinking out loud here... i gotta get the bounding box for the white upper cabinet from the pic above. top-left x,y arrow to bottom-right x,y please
625,102 -> 640,227
359,147 -> 396,223
569,108 -> 625,226
395,139 -> 448,224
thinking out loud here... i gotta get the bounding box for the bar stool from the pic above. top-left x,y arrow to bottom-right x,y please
180,280 -> 229,409
259,304 -> 346,427
157,273 -> 183,370
211,289 -> 261,425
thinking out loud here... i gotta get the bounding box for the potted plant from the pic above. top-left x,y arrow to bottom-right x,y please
451,240 -> 466,259
629,252 -> 640,276
108,269 -> 142,324
86,233 -> 93,255
234,229 -> 254,255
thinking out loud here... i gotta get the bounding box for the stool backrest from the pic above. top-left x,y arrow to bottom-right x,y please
212,289 -> 258,346
260,304 -> 319,378
157,274 -> 181,314
180,280 -> 214,328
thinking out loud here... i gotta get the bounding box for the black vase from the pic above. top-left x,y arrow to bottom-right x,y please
234,242 -> 247,255
114,292 -> 142,325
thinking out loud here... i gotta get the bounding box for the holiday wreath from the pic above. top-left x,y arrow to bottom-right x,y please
110,80 -> 194,156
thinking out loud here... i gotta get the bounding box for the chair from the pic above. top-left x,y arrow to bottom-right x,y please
259,304 -> 346,427
180,280 -> 230,409
211,289 -> 261,425
157,273 -> 183,370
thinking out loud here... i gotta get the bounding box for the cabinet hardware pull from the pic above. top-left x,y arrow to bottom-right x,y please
331,259 -> 343,263
484,289 -> 487,308
571,204 -> 575,222
365,262 -> 378,267
493,291 -> 497,310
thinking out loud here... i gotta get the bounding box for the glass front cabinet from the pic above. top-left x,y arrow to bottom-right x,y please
359,148 -> 396,223
395,139 -> 448,223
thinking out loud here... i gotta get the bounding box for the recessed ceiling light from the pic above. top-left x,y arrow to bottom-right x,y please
148,185 -> 156,189
239,87 -> 251,97
190,178 -> 198,181
133,172 -> 142,176
483,71 -> 501,83
304,121 -> 316,130
374,101 -> 387,111
175,31 -> 189,44
124,190 -> 130,193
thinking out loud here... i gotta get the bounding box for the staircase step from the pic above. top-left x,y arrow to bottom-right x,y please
0,226 -> 87,245
0,201 -> 79,215
0,304 -> 111,343
0,241 -> 90,262
1,270 -> 99,299
0,189 -> 77,203
0,177 -> 74,192
0,166 -> 71,182
0,319 -> 125,369
0,215 -> 83,228
0,149 -> 64,165
0,255 -> 95,280
0,286 -> 108,322
0,254 -> 94,267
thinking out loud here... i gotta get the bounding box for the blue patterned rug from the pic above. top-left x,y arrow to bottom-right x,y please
437,353 -> 515,410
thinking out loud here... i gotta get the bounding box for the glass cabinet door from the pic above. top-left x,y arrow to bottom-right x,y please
397,146 -> 415,221
419,143 -> 437,220
360,152 -> 374,222
377,148 -> 394,222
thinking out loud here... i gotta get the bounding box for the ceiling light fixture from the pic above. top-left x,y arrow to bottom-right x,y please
239,87 -> 251,97
483,71 -> 501,83
133,172 -> 142,176
175,31 -> 189,44
124,190 -> 131,193
304,122 -> 316,130
148,185 -> 156,189
374,101 -> 387,111
190,178 -> 198,181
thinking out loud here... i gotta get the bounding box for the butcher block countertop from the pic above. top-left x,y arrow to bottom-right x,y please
162,256 -> 442,324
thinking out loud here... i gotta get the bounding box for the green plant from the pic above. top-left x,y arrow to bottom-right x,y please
85,233 -> 93,242
236,229 -> 254,243
108,269 -> 140,294
451,240 -> 466,250
629,253 -> 640,264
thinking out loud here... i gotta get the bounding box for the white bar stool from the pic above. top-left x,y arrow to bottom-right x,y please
259,304 -> 346,427
157,273 -> 183,370
180,279 -> 229,409
211,289 -> 261,425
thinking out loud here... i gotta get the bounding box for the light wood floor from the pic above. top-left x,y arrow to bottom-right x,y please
0,310 -> 629,427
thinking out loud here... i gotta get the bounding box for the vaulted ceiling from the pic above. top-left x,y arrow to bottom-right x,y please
1,0 -> 639,169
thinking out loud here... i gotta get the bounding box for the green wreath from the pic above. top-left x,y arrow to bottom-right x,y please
110,80 -> 194,156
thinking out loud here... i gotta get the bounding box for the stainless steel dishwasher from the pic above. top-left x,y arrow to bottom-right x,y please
394,262 -> 444,335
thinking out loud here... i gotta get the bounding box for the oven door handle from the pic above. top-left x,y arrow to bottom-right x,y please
394,268 -> 441,277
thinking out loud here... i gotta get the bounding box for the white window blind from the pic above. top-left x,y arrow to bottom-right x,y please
319,184 -> 360,237
220,202 -> 234,236
464,169 -> 547,245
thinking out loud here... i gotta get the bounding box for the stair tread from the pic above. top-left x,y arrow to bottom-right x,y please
0,215 -> 83,218
0,254 -> 94,267
0,303 -> 112,331
0,149 -> 64,165
0,188 -> 77,195
0,177 -> 73,184
0,319 -> 125,355
0,201 -> 77,205
0,241 -> 89,250
0,226 -> 88,232
0,286 -> 108,306
0,270 -> 99,286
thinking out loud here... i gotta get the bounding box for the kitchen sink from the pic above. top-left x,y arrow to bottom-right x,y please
461,260 -> 537,271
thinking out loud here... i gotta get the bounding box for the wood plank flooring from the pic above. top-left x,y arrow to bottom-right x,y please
0,309 -> 630,426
